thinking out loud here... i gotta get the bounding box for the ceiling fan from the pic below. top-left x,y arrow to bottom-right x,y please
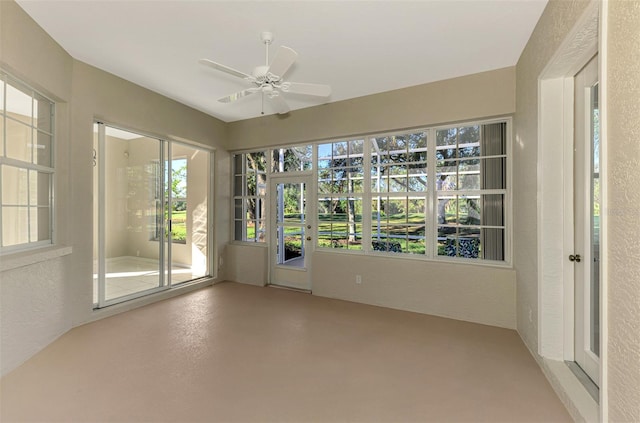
199,31 -> 331,115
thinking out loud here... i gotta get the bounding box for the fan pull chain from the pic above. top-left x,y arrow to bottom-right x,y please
261,92 -> 265,115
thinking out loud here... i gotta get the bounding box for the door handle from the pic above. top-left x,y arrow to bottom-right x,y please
306,236 -> 312,241
569,254 -> 581,263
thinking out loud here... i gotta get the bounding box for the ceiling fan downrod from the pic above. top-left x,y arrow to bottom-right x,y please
261,31 -> 273,66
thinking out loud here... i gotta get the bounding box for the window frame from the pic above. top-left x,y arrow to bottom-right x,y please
233,151 -> 268,243
432,121 -> 509,262
0,71 -> 56,255
231,117 -> 512,266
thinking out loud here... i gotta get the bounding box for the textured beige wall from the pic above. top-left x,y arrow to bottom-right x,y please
70,60 -> 229,326
225,244 -> 268,286
313,252 -> 516,329
227,67 -> 515,149
516,0 -> 640,420
0,0 -> 230,376
514,0 -> 591,355
606,1 -> 640,420
226,67 -> 518,329
0,0 -> 74,376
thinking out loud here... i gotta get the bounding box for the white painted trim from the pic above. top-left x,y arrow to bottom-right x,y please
597,1 -> 609,419
536,0 -> 602,420
538,77 -> 568,360
562,77 -> 576,363
97,122 -> 106,307
0,244 -> 72,272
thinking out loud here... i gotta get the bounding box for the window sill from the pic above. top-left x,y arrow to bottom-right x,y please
0,245 -> 73,272
314,247 -> 513,269
230,241 -> 268,248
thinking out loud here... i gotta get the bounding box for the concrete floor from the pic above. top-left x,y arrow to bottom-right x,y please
1,282 -> 571,422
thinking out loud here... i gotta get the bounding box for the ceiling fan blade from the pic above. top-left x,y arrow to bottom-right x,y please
280,82 -> 331,97
266,92 -> 290,114
267,46 -> 298,78
199,59 -> 252,80
218,88 -> 259,103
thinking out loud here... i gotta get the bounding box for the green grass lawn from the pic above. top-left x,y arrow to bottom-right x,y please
246,212 -> 432,254
170,210 -> 187,243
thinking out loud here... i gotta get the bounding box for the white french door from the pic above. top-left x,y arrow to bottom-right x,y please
269,174 -> 313,290
573,55 -> 600,384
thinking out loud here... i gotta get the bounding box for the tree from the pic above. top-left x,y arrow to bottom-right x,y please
171,161 -> 187,211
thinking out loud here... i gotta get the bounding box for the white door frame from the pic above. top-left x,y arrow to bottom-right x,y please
536,0 -> 608,419
268,172 -> 314,291
573,55 -> 600,384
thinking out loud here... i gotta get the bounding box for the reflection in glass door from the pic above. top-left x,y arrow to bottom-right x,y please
269,176 -> 312,290
93,123 -> 211,307
573,56 -> 600,385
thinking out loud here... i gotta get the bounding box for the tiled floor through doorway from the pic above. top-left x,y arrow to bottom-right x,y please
93,256 -> 202,303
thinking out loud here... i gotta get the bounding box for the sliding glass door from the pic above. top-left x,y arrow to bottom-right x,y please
93,123 -> 211,307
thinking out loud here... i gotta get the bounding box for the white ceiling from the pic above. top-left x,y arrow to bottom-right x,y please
16,0 -> 547,123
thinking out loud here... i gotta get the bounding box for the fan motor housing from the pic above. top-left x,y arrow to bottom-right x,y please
252,65 -> 280,85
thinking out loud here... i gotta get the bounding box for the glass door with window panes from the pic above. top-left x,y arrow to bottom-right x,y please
269,175 -> 312,290
93,123 -> 211,308
573,56 -> 600,385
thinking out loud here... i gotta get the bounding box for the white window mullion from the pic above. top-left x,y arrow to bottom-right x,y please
166,140 -> 172,288
427,128 -> 437,259
312,144 -> 318,247
97,122 -> 106,307
363,137 -> 372,252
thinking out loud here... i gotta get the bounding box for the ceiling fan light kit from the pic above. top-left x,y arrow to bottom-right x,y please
199,31 -> 331,115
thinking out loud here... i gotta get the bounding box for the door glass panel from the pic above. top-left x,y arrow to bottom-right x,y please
590,83 -> 600,357
573,56 -> 599,385
93,124 -> 211,307
103,129 -> 163,301
276,181 -> 306,267
169,143 -> 209,285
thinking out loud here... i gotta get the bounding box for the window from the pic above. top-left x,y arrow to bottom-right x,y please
0,72 -> 54,253
371,132 -> 428,254
271,145 -> 312,173
231,118 -> 510,263
436,123 -> 506,260
233,152 -> 267,242
317,139 -> 364,250
317,120 -> 508,262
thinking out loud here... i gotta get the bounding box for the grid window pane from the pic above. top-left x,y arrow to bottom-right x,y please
272,146 -> 312,172
34,131 -> 52,167
2,166 -> 28,205
32,206 -> 51,242
6,83 -> 33,124
233,152 -> 267,242
2,206 -> 29,246
34,94 -> 53,134
5,118 -> 31,162
1,74 -> 55,251
314,121 -> 508,261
